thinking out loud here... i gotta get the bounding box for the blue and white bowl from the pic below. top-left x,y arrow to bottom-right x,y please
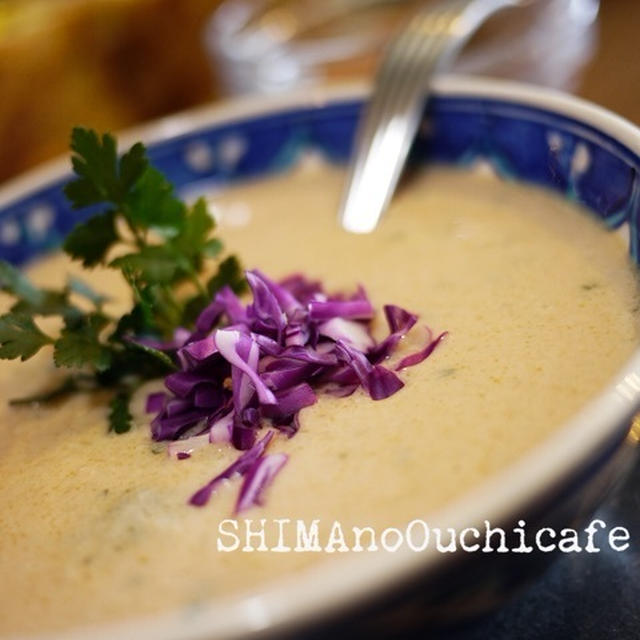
2,76 -> 640,640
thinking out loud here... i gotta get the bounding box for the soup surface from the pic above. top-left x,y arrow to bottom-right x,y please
1,164 -> 639,635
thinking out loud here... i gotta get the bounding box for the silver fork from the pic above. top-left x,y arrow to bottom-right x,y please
339,0 -> 523,233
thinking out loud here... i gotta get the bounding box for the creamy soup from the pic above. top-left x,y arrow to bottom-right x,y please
1,165 -> 639,635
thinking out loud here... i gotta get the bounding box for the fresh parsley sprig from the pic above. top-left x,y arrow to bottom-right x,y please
0,127 -> 246,433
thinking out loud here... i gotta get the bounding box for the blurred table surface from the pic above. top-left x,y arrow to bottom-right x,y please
1,1 -> 640,639
577,0 -> 640,125
310,455 -> 640,639
403,457 -> 640,640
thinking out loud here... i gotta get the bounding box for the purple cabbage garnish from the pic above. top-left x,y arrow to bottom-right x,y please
148,270 -> 446,511
395,327 -> 447,370
235,453 -> 288,513
145,392 -> 166,414
168,434 -> 209,459
189,431 -> 274,507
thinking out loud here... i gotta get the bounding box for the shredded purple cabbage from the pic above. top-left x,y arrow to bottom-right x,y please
188,431 -> 275,507
235,452 -> 288,513
148,270 -> 446,511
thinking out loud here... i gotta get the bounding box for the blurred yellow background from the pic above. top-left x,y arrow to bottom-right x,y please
0,0 -> 220,181
0,0 -> 638,184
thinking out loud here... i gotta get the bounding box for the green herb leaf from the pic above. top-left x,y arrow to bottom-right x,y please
0,260 -> 44,306
68,276 -> 109,308
123,340 -> 177,372
140,284 -> 184,335
0,313 -> 53,360
10,289 -> 79,319
202,238 -> 224,258
124,167 -> 185,237
64,128 -> 120,208
118,142 -> 148,193
110,245 -> 186,285
63,210 -> 118,267
54,313 -> 113,371
207,255 -> 247,296
181,293 -> 210,326
0,260 -> 82,320
111,301 -> 152,340
109,392 -> 132,434
3,127 -> 245,429
173,198 -> 214,257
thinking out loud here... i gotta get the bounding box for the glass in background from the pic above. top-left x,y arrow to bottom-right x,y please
206,0 -> 600,96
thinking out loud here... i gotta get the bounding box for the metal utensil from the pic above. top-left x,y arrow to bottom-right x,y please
339,0 -> 523,233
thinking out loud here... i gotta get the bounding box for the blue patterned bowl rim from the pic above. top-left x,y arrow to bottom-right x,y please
4,76 -> 640,640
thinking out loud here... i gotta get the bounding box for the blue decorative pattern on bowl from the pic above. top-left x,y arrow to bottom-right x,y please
2,91 -> 640,265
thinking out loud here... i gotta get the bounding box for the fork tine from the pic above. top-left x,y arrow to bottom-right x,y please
339,0 -> 521,234
340,8 -> 457,232
341,12 -> 446,210
357,7 -> 451,144
344,14 -> 439,195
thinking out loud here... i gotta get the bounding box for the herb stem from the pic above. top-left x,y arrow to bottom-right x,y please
120,205 -> 145,249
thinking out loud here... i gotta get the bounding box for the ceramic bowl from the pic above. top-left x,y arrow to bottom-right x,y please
2,76 -> 640,640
